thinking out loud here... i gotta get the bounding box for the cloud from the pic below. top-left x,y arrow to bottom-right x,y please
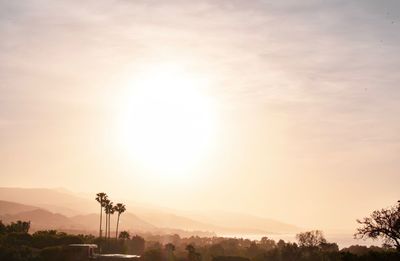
1,0 -> 399,229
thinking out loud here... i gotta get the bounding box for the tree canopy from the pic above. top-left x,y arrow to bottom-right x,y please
355,200 -> 400,251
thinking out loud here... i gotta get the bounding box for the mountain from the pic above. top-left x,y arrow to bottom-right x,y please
0,200 -> 38,215
0,208 -> 79,231
70,212 -> 157,232
0,187 -> 95,216
191,211 -> 301,234
135,209 -> 219,232
0,187 -> 300,235
0,199 -> 157,233
0,201 -> 157,233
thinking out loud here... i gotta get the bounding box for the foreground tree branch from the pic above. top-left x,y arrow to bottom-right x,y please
354,200 -> 400,251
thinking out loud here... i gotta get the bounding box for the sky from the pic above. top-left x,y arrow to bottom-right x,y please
1,0 -> 400,232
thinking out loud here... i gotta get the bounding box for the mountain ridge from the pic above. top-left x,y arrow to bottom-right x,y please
0,187 -> 300,235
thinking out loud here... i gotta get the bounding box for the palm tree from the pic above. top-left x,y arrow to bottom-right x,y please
95,192 -> 108,238
102,199 -> 109,238
106,201 -> 114,239
103,199 -> 111,239
113,203 -> 126,238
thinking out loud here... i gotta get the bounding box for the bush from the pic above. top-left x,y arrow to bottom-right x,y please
32,230 -> 83,249
39,246 -> 65,261
0,245 -> 34,261
2,232 -> 33,246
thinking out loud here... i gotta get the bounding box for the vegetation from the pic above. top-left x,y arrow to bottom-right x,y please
296,230 -> 327,248
103,198 -> 111,239
1,198 -> 398,260
95,192 -> 108,238
119,230 -> 131,240
0,221 -> 83,261
354,200 -> 400,250
114,203 -> 127,239
96,192 -> 127,240
105,200 -> 114,239
0,219 -> 399,261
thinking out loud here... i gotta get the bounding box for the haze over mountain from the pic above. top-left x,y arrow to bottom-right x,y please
0,200 -> 38,215
1,0 -> 399,234
0,187 -> 299,236
0,187 -> 96,216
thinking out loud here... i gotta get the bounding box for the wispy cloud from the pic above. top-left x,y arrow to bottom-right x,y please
1,0 -> 399,229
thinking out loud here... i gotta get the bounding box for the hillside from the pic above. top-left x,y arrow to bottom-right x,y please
0,187 -> 95,216
0,187 -> 300,235
0,200 -> 39,215
70,212 -> 157,232
0,208 -> 78,231
194,211 -> 301,234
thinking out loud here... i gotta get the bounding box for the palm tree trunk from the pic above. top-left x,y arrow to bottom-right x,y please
99,205 -> 103,238
109,213 -> 111,239
105,211 -> 108,240
108,213 -> 111,239
116,213 -> 120,239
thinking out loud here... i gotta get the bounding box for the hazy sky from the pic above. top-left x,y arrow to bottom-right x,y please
1,0 -> 400,231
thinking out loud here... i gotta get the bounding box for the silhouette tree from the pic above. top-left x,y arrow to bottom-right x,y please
186,244 -> 201,261
6,221 -> 31,233
355,200 -> 400,251
103,198 -> 111,239
319,242 -> 339,252
165,243 -> 175,261
113,203 -> 126,238
106,202 -> 115,239
186,244 -> 195,254
165,243 -> 175,252
296,230 -> 327,248
95,192 -> 108,238
0,221 -> 6,235
260,236 -> 276,250
130,235 -> 146,255
277,239 -> 286,249
119,230 -> 130,240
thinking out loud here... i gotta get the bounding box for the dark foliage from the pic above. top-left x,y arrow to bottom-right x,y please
31,230 -> 83,249
1,219 -> 400,261
355,200 -> 400,250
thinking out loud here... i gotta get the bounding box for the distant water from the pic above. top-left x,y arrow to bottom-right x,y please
220,233 -> 382,249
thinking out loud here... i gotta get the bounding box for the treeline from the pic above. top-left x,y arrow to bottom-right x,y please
1,221 -> 399,261
136,232 -> 399,261
1,199 -> 398,261
0,221 -> 83,261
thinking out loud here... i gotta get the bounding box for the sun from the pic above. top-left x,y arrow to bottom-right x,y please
116,63 -> 217,181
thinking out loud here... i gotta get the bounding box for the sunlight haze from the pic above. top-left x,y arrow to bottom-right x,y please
1,0 -> 399,237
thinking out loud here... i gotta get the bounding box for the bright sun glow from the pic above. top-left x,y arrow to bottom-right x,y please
117,63 -> 217,181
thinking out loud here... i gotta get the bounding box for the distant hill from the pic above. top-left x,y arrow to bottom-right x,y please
70,212 -> 157,232
0,208 -> 79,231
135,209 -> 220,232
0,200 -> 39,215
193,211 -> 301,234
0,187 -> 300,235
0,200 -> 215,236
0,187 -> 95,216
0,200 -> 158,233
